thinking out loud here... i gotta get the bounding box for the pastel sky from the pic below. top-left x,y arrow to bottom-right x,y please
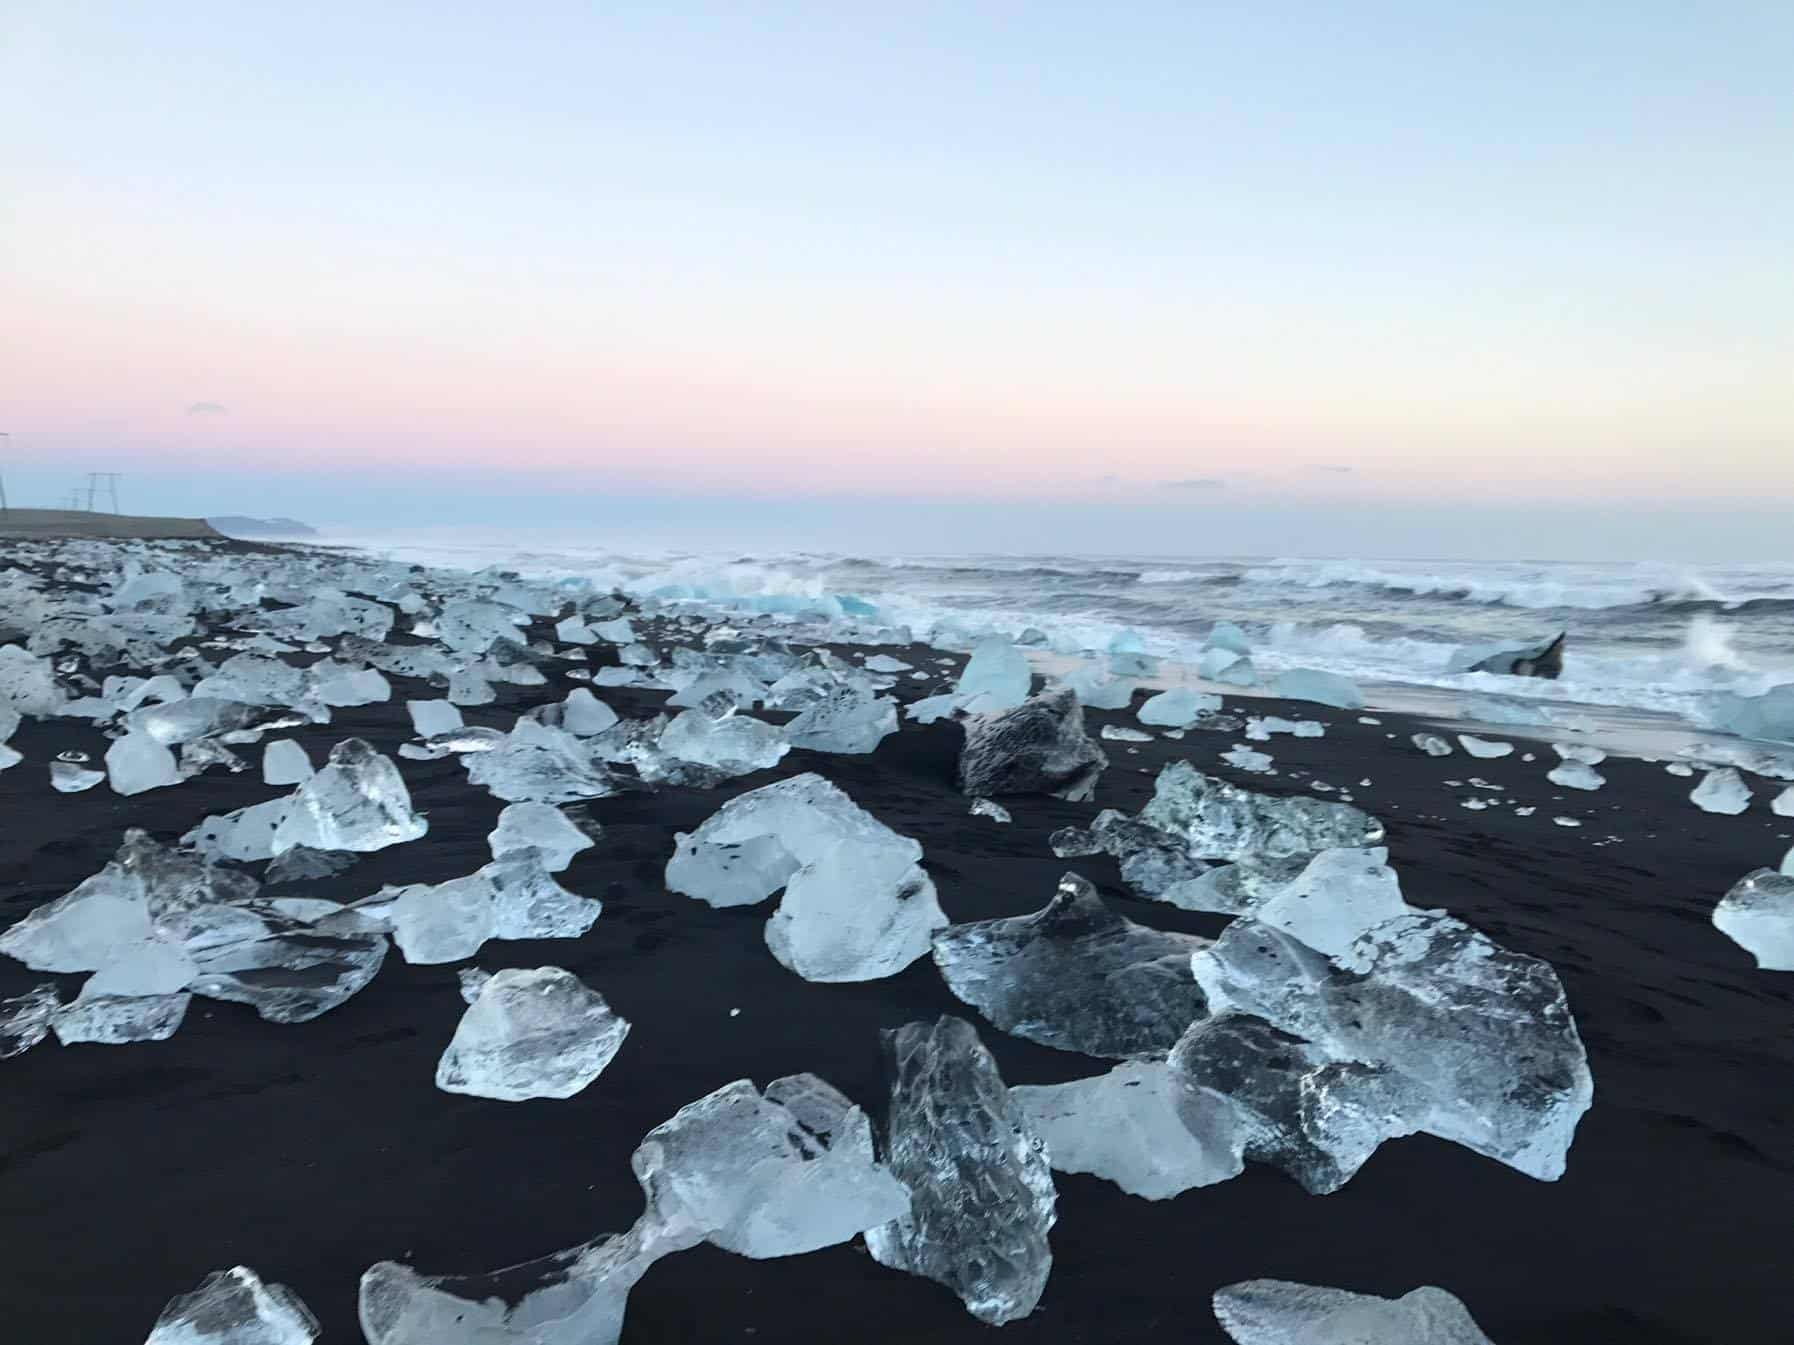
2,3 -> 1791,556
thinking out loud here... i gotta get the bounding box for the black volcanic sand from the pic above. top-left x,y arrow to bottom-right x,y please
2,636 -> 1792,1344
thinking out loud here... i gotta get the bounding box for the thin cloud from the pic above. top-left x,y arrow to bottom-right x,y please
186,401 -> 229,416
1162,477 -> 1226,490
1311,463 -> 1354,474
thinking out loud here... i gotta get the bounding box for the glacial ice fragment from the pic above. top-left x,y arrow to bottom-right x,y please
633,1074 -> 908,1256
1712,868 -> 1794,970
271,738 -> 427,853
1252,847 -> 1411,956
783,686 -> 898,754
1691,767 -> 1751,814
863,654 -> 913,673
1247,716 -> 1324,741
666,774 -> 945,981
957,689 -> 1107,801
1271,668 -> 1363,709
436,599 -> 525,653
931,873 -> 1209,1058
560,687 -> 619,736
1101,724 -> 1152,742
386,873 -> 499,964
261,739 -> 313,786
1134,760 -> 1383,863
465,718 -> 615,803
1206,622 -> 1253,655
1212,1279 -> 1497,1345
1411,733 -> 1453,757
1153,855 -> 1310,915
1707,683 -> 1794,743
1010,1060 -> 1241,1199
407,698 -> 464,737
0,644 -> 67,715
865,1017 -> 1055,1325
1458,735 -> 1514,759
51,758 -> 105,792
488,802 -> 595,872
970,797 -> 1012,822
954,637 -> 1033,714
107,731 -> 181,795
52,988 -> 191,1044
1139,687 -> 1223,728
1772,784 -> 1794,817
144,1264 -> 320,1345
436,967 -> 630,1100
1053,664 -> 1134,710
1546,761 -> 1605,792
658,707 -> 788,775
1222,744 -> 1275,774
0,983 -> 60,1058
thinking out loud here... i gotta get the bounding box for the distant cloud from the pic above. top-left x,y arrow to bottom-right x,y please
1312,463 -> 1354,474
1162,477 -> 1226,490
186,401 -> 228,416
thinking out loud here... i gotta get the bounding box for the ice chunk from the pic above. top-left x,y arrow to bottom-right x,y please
561,687 -> 619,736
271,738 -> 427,853
1246,716 -> 1324,741
591,616 -> 636,643
970,798 -> 1012,822
633,1074 -> 908,1256
658,707 -> 788,774
107,731 -> 180,795
1139,687 -> 1223,728
1691,767 -> 1751,815
1411,733 -> 1453,757
1054,664 -> 1134,710
1252,847 -> 1411,956
1010,1059 -> 1241,1199
1553,741 -> 1606,765
1712,868 -> 1794,970
261,739 -> 313,786
904,692 -> 960,723
1154,855 -> 1310,915
310,664 -> 391,707
1206,622 -> 1253,655
1222,744 -> 1275,774
1192,911 -> 1593,1181
865,1017 -> 1055,1325
52,988 -> 190,1044
0,741 -> 20,771
1135,760 -> 1382,863
784,687 -> 898,754
386,873 -> 498,964
144,1264 -> 320,1345
446,667 -> 495,705
466,718 -> 616,803
555,616 -> 596,645
0,983 -> 60,1058
487,853 -> 604,940
1707,683 -> 1794,743
954,638 -> 1031,714
360,1224 -> 668,1345
666,774 -> 946,981
1213,1279 -> 1496,1345
86,938 -> 198,997
488,802 -> 595,872
1170,1012 -> 1421,1194
407,699 -> 464,737
864,654 -> 912,673
957,689 -> 1106,801
188,929 -> 388,1023
436,967 -> 630,1101
436,598 -> 524,653
931,873 -> 1209,1058
1271,668 -> 1363,710
51,757 -> 105,792
184,797 -> 292,863
1546,761 -> 1605,791
1458,735 -> 1513,759
1772,784 -> 1794,816
0,644 -> 66,715
1102,724 -> 1152,742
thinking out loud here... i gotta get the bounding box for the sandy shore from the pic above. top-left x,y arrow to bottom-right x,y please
1,601 -> 1790,1343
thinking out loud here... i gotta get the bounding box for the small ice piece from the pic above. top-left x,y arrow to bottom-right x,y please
904,692 -> 960,724
1458,735 -> 1514,759
668,672 -> 763,710
659,708 -> 789,774
1358,715 -> 1382,725
1252,847 -> 1411,957
1199,646 -> 1254,683
436,967 -> 630,1101
0,984 -> 60,1058
145,1265 -> 321,1345
1141,760 -> 1382,863
931,873 -> 1209,1058
633,1074 -> 908,1257
184,796 -> 292,863
1009,1060 -> 1241,1199
1206,622 -> 1253,656
1154,856 -> 1310,916
1212,1279 -> 1496,1345
407,699 -> 464,737
386,873 -> 499,964
0,644 -> 66,715
555,616 -> 596,645
262,739 -> 313,786
467,718 -> 616,802
311,664 -> 392,707
1411,733 -> 1453,757
457,967 -> 492,1003
486,852 -> 604,940
446,668 -> 495,705
561,687 -> 619,736
865,1017 -> 1055,1325
1271,669 -> 1363,710
0,741 -> 20,771
591,616 -> 637,643
666,773 -> 946,981
1546,761 -> 1605,791
51,758 -> 106,792
864,654 -> 913,673
1552,741 -> 1606,765
1102,724 -> 1153,742
784,687 -> 898,754
1138,687 -> 1223,728
953,638 -> 1032,714
1245,716 -> 1324,742
1553,816 -> 1581,827
435,598 -> 525,653
1712,868 -> 1794,970
1514,805 -> 1537,817
1706,683 -> 1794,743
957,689 -> 1107,801
618,642 -> 657,667
1769,784 -> 1794,816
1665,761 -> 1695,777
970,798 -> 1012,823
488,802 -> 595,872
272,738 -> 427,853
86,938 -> 198,997
1222,744 -> 1275,774
52,988 -> 191,1044
106,731 -> 180,795
188,931 -> 389,1023
1054,665 -> 1134,710
1691,767 -> 1751,815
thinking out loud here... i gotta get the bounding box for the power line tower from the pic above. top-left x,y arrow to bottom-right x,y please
85,471 -> 123,514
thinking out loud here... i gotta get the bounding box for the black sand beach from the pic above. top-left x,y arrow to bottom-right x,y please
2,596 -> 1791,1343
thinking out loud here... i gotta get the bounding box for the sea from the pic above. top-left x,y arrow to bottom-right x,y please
334,534 -> 1794,741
